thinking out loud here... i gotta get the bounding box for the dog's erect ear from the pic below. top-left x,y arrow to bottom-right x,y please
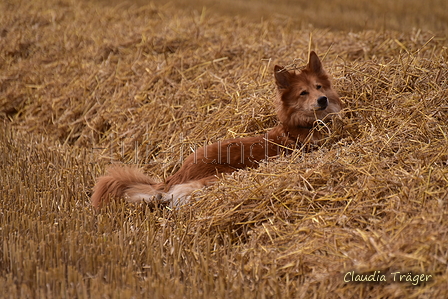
307,51 -> 324,75
274,65 -> 291,90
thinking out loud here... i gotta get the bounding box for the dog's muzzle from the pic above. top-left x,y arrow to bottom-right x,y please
315,96 -> 328,110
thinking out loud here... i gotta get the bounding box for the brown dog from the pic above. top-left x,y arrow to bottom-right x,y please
91,51 -> 343,209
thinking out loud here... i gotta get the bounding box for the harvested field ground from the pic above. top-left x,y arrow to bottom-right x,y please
1,0 -> 448,298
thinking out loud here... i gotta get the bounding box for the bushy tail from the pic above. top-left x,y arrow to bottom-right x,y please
91,165 -> 164,209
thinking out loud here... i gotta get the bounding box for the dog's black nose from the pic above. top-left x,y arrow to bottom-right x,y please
317,96 -> 328,109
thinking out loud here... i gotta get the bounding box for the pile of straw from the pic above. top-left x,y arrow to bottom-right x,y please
1,0 -> 447,298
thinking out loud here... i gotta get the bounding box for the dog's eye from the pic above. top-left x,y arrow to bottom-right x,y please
300,90 -> 308,96
316,84 -> 322,90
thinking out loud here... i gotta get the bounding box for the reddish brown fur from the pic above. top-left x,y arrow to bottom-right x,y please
91,166 -> 164,208
91,51 -> 343,209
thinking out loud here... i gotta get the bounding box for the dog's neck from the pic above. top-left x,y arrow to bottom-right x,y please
266,123 -> 321,147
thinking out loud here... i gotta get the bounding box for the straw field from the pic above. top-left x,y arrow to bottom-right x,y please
1,0 -> 447,298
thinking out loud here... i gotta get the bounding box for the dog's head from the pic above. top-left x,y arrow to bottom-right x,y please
274,51 -> 343,131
